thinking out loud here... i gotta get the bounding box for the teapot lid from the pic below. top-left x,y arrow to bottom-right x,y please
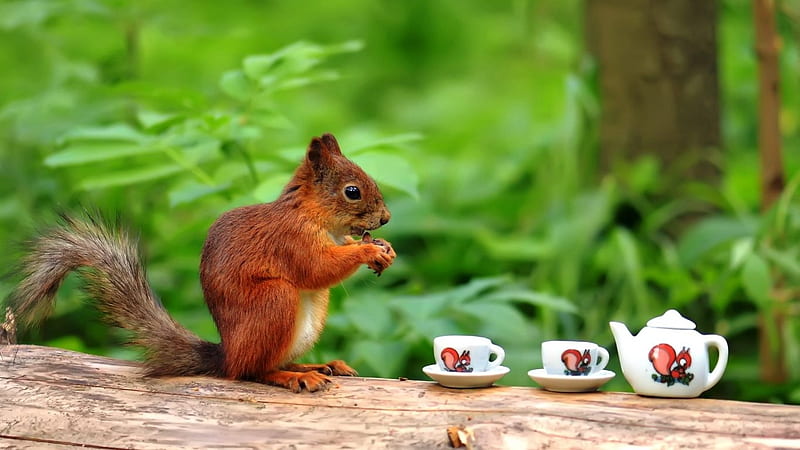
646,309 -> 696,330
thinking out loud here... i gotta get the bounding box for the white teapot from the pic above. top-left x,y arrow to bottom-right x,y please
609,309 -> 728,398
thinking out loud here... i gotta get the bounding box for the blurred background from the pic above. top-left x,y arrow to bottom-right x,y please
1,0 -> 798,403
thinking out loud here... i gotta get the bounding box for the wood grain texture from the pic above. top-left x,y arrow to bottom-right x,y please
1,345 -> 798,449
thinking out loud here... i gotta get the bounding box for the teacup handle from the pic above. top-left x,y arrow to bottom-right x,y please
705,334 -> 729,391
487,344 -> 505,370
596,347 -> 610,372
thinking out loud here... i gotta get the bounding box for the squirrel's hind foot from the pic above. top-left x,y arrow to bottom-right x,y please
263,370 -> 332,393
322,359 -> 358,376
283,360 -> 358,377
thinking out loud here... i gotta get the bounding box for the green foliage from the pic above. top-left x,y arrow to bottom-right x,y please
1,0 -> 799,403
314,277 -> 574,379
38,39 -> 416,208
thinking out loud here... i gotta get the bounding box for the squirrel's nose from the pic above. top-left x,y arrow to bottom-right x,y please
380,209 -> 391,226
380,216 -> 390,226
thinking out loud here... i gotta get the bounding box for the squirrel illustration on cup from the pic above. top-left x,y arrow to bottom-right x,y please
440,347 -> 473,372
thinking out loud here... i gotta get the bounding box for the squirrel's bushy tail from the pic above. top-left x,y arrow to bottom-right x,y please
9,214 -> 223,377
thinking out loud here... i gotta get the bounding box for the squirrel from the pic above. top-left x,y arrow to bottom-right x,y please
649,344 -> 692,382
561,348 -> 591,375
440,348 -> 472,372
8,133 -> 396,393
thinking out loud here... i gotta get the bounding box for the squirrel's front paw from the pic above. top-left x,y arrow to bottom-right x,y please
361,232 -> 395,276
366,243 -> 395,276
372,238 -> 395,255
362,232 -> 395,255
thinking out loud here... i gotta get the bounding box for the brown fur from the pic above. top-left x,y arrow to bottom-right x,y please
8,133 -> 395,392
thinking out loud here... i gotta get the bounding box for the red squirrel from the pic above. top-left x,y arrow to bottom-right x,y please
9,133 -> 396,393
649,344 -> 692,380
561,348 -> 591,375
440,348 -> 472,372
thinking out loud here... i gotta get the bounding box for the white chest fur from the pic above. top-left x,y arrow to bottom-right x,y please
287,290 -> 329,362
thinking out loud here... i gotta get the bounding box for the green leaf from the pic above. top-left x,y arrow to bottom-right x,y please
59,123 -> 147,144
252,173 -> 291,202
247,42 -> 324,81
404,318 -> 463,341
137,110 -> 182,131
273,71 -> 340,91
78,165 -> 184,190
760,245 -> 800,278
351,340 -> 408,378
678,216 -> 759,265
389,277 -> 508,330
741,253 -> 772,307
250,110 -> 294,130
243,40 -> 363,82
720,313 -> 759,336
219,70 -> 252,101
458,302 -> 536,342
352,152 -> 419,198
201,113 -> 234,132
477,232 -> 553,261
343,296 -> 393,339
440,276 -> 508,303
481,288 -> 577,313
325,40 -> 365,54
614,228 -> 645,290
167,135 -> 221,164
390,295 -> 450,326
729,237 -> 754,269
168,180 -> 230,207
0,0 -> 62,30
256,42 -> 323,76
774,170 -> 800,236
112,81 -> 207,109
45,142 -> 155,167
347,133 -> 425,154
243,54 -> 282,79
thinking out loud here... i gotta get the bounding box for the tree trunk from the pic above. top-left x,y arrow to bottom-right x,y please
753,0 -> 784,211
753,0 -> 786,384
585,0 -> 721,182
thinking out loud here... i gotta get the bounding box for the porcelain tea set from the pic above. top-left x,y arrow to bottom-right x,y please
423,309 -> 729,398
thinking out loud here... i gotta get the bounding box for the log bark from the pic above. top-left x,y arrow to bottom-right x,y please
1,345 -> 799,449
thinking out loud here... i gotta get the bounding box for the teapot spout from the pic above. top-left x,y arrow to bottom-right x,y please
609,321 -> 633,348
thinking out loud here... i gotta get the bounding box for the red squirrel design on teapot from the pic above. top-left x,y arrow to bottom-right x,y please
649,343 -> 694,386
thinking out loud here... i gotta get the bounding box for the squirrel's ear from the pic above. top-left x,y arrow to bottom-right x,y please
307,137 -> 324,162
306,136 -> 329,173
321,133 -> 342,155
307,133 -> 342,174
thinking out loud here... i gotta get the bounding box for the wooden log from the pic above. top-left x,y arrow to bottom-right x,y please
1,345 -> 799,449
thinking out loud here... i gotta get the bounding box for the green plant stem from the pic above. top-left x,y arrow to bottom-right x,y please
161,146 -> 216,186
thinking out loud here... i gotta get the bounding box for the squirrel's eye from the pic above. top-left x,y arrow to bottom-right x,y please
344,185 -> 361,201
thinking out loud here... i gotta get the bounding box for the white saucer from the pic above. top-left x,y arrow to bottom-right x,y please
423,364 -> 510,388
527,368 -> 615,393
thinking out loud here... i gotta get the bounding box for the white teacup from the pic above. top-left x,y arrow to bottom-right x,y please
433,335 -> 505,373
542,340 -> 609,376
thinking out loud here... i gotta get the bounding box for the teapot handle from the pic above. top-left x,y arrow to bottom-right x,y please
705,334 -> 729,391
